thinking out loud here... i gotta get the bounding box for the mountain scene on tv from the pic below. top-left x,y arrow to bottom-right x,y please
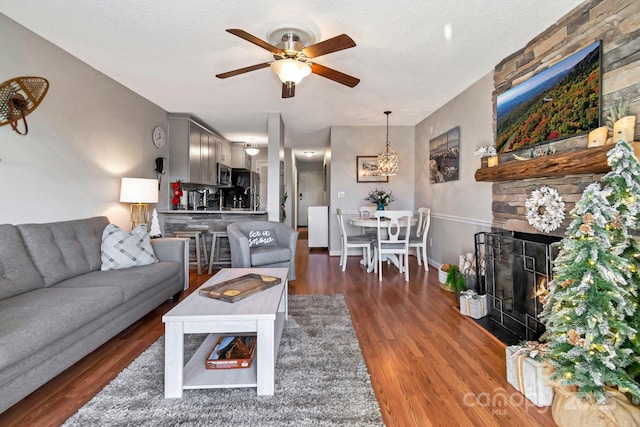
496,42 -> 600,153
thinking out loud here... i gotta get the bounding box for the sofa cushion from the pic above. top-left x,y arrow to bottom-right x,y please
17,217 -> 109,286
0,225 -> 45,300
55,261 -> 180,302
100,224 -> 157,271
0,286 -> 123,371
247,229 -> 278,248
250,246 -> 291,267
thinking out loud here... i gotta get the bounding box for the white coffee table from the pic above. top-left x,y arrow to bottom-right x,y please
163,268 -> 289,397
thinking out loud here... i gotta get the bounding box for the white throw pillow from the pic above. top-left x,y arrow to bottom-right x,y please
101,224 -> 158,271
247,229 -> 278,247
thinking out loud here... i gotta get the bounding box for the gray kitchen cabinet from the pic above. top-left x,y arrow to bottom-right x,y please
169,115 -> 218,185
216,137 -> 232,166
187,121 -> 202,183
231,142 -> 252,170
200,132 -> 215,184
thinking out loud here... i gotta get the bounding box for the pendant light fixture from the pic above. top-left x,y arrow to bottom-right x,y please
376,111 -> 398,176
244,144 -> 260,156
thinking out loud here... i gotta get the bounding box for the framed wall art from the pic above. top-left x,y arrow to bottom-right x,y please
429,126 -> 460,184
356,156 -> 388,183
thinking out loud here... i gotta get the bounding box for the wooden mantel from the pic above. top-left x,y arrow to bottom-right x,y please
475,142 -> 640,182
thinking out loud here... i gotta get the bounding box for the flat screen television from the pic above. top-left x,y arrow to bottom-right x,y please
496,40 -> 601,153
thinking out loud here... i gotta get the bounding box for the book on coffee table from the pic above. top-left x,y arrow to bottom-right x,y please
205,335 -> 256,369
198,273 -> 282,303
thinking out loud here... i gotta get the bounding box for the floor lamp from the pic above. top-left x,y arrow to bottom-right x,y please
119,177 -> 159,230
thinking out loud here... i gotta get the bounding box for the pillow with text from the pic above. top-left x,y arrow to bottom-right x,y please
247,229 -> 278,248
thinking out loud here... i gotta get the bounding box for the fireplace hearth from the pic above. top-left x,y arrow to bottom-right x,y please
474,230 -> 561,345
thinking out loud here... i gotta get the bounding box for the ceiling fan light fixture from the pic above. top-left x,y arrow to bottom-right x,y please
245,144 -> 260,156
377,111 -> 398,176
270,59 -> 311,84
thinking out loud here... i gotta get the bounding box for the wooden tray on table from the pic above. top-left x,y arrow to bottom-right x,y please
198,273 -> 281,303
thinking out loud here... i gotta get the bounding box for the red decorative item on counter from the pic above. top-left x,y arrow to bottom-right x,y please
171,181 -> 183,209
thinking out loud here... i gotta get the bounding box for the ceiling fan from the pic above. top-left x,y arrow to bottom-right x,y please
216,28 -> 360,98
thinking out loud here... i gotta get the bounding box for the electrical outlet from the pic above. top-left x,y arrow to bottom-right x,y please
337,191 -> 345,198
429,238 -> 433,247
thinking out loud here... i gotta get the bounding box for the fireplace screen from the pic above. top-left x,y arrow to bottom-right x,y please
476,231 -> 561,343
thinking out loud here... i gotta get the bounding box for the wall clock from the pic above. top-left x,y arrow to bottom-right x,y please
152,126 -> 166,149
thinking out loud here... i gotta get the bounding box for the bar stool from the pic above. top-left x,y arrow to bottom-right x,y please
174,231 -> 208,275
208,231 -> 231,274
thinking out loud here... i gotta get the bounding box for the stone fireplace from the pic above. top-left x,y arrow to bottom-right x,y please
487,1 -> 640,228
467,0 -> 639,343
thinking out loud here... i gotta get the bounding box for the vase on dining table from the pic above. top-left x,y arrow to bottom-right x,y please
377,202 -> 385,211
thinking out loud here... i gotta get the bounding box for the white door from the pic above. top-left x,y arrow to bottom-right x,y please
297,162 -> 323,226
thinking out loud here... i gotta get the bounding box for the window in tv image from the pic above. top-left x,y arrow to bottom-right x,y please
496,40 -> 601,153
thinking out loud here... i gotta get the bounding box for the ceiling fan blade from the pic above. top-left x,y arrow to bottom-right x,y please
216,62 -> 271,79
302,34 -> 356,58
310,63 -> 360,88
282,82 -> 295,98
226,29 -> 282,55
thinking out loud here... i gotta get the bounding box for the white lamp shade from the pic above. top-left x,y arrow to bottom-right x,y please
119,177 -> 159,203
270,59 -> 312,84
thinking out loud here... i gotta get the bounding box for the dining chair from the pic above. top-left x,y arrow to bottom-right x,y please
336,209 -> 373,272
358,205 -> 378,237
409,207 -> 431,271
374,210 -> 412,281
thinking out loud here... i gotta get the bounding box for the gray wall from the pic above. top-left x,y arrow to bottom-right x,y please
329,125 -> 415,255
414,73 -> 494,266
0,14 -> 168,228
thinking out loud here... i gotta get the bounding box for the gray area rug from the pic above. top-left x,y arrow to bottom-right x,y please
63,295 -> 383,426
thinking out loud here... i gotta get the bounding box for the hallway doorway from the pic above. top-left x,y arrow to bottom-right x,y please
296,161 -> 324,227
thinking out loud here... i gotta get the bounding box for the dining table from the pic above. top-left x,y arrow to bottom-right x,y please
348,214 -> 418,273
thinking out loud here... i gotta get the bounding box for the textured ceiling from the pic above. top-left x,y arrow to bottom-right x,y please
0,0 -> 584,160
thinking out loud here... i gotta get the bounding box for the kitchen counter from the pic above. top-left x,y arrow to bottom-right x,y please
159,209 -> 267,214
158,210 -> 269,267
158,210 -> 268,234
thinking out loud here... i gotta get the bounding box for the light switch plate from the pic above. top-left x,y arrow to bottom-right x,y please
338,191 -> 345,198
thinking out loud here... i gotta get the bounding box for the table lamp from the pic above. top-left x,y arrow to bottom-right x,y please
119,177 -> 159,230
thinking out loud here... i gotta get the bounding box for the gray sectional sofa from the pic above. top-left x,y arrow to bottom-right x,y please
0,216 -> 186,413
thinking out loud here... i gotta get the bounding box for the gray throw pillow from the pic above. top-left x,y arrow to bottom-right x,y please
101,224 -> 158,270
247,229 -> 278,247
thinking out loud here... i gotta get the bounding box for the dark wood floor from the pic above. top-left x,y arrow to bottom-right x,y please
0,240 -> 556,427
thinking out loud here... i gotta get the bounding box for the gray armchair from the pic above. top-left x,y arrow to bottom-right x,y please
227,221 -> 299,280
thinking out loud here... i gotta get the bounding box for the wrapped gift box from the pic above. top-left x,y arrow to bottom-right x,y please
459,292 -> 488,319
505,345 -> 553,407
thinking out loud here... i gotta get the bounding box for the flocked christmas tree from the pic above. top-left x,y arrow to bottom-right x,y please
150,208 -> 162,238
540,140 -> 640,404
601,141 -> 640,384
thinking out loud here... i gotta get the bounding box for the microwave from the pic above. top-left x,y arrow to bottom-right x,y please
216,163 -> 232,187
